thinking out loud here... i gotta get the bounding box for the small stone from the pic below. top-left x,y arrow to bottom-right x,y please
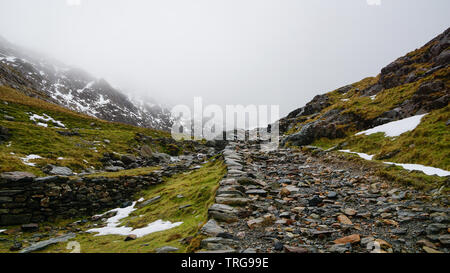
280,188 -> 291,197
138,195 -> 161,207
423,246 -> 442,254
201,219 -> 225,236
416,239 -> 437,249
274,241 -> 284,251
308,195 -> 322,207
155,246 -> 179,253
124,234 -> 137,241
426,223 -> 446,235
344,208 -> 357,216
278,179 -> 291,184
337,215 -> 353,225
21,223 -> 39,232
327,191 -> 338,199
245,189 -> 267,196
105,166 -> 124,172
285,185 -> 300,193
392,228 -> 407,235
361,237 -> 375,247
374,239 -> 392,250
328,244 -> 350,253
179,204 -> 192,210
247,218 -> 264,229
242,248 -> 257,253
333,234 -> 360,245
43,165 -> 73,176
438,234 -> 450,246
4,115 -> 15,121
279,212 -> 291,218
284,245 -> 308,253
215,196 -> 249,206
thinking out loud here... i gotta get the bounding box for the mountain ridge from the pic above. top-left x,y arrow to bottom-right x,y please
0,36 -> 173,131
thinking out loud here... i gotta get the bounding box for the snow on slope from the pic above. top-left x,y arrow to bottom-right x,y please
0,37 -> 173,131
339,150 -> 450,177
87,201 -> 182,237
356,114 -> 427,137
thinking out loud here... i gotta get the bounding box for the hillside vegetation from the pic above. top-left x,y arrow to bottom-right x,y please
0,85 -> 171,175
281,28 -> 449,171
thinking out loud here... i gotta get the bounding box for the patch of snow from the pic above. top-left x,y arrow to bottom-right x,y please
57,157 -> 64,160
341,99 -> 350,102
96,94 -> 110,106
29,113 -> 66,128
87,202 -> 183,237
0,56 -> 17,62
137,197 -> 145,202
356,114 -> 427,137
339,150 -> 450,177
384,162 -> 450,177
0,229 -> 5,234
20,154 -> 42,166
339,150 -> 374,160
170,156 -> 181,162
76,81 -> 95,93
370,95 -> 377,100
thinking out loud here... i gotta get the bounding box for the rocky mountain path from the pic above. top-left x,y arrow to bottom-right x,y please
200,142 -> 449,253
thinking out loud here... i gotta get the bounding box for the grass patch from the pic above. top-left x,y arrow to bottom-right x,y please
314,105 -> 450,170
84,166 -> 162,178
333,151 -> 448,192
24,158 -> 226,253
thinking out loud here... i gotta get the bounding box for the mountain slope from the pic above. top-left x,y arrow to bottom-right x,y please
280,27 -> 449,170
0,36 -> 172,131
0,85 -> 174,175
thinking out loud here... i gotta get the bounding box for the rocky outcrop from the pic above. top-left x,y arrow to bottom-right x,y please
281,109 -> 365,147
279,94 -> 330,134
280,27 -> 449,147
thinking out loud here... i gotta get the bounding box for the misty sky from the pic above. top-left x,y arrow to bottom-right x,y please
0,0 -> 449,118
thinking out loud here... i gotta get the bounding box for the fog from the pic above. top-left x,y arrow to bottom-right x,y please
0,0 -> 449,117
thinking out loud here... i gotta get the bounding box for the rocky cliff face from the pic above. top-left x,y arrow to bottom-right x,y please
281,27 -> 449,148
0,36 -> 173,131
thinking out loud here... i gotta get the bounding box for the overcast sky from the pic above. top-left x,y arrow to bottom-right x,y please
0,0 -> 449,118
